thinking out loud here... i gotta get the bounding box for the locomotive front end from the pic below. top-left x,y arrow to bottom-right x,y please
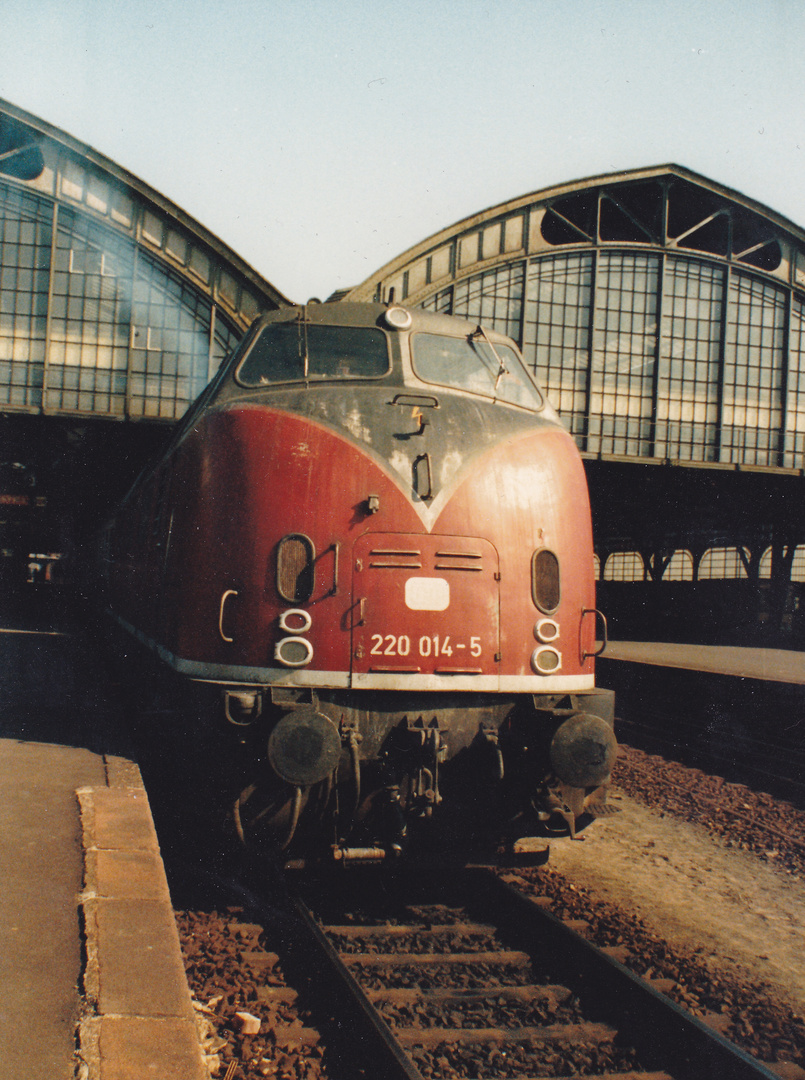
209,304 -> 616,861
103,301 -> 615,864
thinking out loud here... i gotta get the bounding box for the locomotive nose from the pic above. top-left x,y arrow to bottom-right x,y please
549,712 -> 617,788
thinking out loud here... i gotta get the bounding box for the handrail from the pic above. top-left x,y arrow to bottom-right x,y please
218,589 -> 238,642
581,607 -> 608,661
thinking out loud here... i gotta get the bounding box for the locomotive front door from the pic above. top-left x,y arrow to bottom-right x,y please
351,532 -> 500,686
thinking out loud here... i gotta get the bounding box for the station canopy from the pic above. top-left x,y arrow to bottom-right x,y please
344,165 -> 805,473
0,98 -> 289,422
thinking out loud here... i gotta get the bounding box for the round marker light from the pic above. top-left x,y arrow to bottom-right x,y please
531,646 -> 562,675
384,306 -> 413,330
534,618 -> 560,643
279,608 -> 312,634
275,637 -> 314,668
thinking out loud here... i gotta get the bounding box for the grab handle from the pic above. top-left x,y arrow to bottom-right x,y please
218,589 -> 238,642
414,453 -> 433,501
580,607 -> 608,661
330,542 -> 340,596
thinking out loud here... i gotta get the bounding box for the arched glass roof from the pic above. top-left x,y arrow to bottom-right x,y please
0,98 -> 289,421
345,166 -> 805,472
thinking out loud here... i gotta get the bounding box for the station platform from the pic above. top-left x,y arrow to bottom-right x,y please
602,640 -> 805,686
0,738 -> 207,1080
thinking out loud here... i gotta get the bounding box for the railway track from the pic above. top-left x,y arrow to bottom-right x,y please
273,865 -> 781,1080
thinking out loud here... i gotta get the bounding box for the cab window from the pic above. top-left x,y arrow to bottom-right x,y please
236,322 -> 390,385
411,332 -> 544,410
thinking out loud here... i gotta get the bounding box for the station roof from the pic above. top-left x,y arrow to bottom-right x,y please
0,96 -> 291,321
343,164 -> 805,306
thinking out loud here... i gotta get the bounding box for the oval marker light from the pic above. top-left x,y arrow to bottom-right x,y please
279,608 -> 313,634
275,637 -> 314,667
532,646 -> 562,675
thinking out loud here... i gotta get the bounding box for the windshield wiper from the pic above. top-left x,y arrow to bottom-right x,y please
470,324 -> 508,391
297,307 -> 310,381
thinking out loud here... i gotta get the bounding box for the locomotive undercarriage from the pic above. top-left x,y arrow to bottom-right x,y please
222,686 -> 617,866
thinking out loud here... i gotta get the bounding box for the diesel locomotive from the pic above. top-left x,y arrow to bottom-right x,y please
97,302 -> 616,864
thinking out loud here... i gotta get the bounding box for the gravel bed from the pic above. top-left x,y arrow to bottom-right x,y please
343,914 -> 655,1078
498,742 -> 805,1070
329,928 -> 498,954
411,1035 -> 644,1079
381,994 -> 582,1031
614,743 -> 805,876
509,862 -> 803,1052
175,909 -> 330,1080
173,743 -> 805,1077
354,958 -> 533,992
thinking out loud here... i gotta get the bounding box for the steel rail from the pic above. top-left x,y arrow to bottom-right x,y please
235,856 -> 782,1080
285,890 -> 425,1080
478,867 -> 782,1080
201,850 -> 423,1080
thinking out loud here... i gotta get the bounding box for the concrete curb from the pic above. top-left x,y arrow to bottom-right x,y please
76,758 -> 208,1080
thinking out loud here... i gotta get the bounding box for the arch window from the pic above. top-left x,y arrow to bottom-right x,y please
43,214 -> 241,421
721,274 -> 785,467
46,210 -> 134,416
451,262 -> 524,341
759,547 -> 773,579
603,552 -> 645,581
758,545 -> 805,582
130,254 -> 239,419
421,286 -> 453,316
0,187 -> 51,410
698,547 -> 748,580
792,547 -> 805,583
408,175 -> 802,470
656,260 -> 723,462
784,299 -> 805,468
588,253 -> 660,458
662,550 -> 694,581
0,176 -> 247,420
523,253 -> 592,439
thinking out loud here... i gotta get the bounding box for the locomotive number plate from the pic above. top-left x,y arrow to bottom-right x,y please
369,633 -> 482,658
352,533 -> 500,677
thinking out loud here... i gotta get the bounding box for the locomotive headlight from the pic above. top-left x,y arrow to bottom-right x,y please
275,637 -> 314,667
532,646 -> 562,675
534,618 -> 560,643
384,306 -> 413,330
279,608 -> 313,634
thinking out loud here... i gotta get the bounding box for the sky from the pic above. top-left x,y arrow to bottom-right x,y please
1,0 -> 803,303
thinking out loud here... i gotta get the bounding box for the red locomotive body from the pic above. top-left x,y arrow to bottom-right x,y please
99,302 -> 615,863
